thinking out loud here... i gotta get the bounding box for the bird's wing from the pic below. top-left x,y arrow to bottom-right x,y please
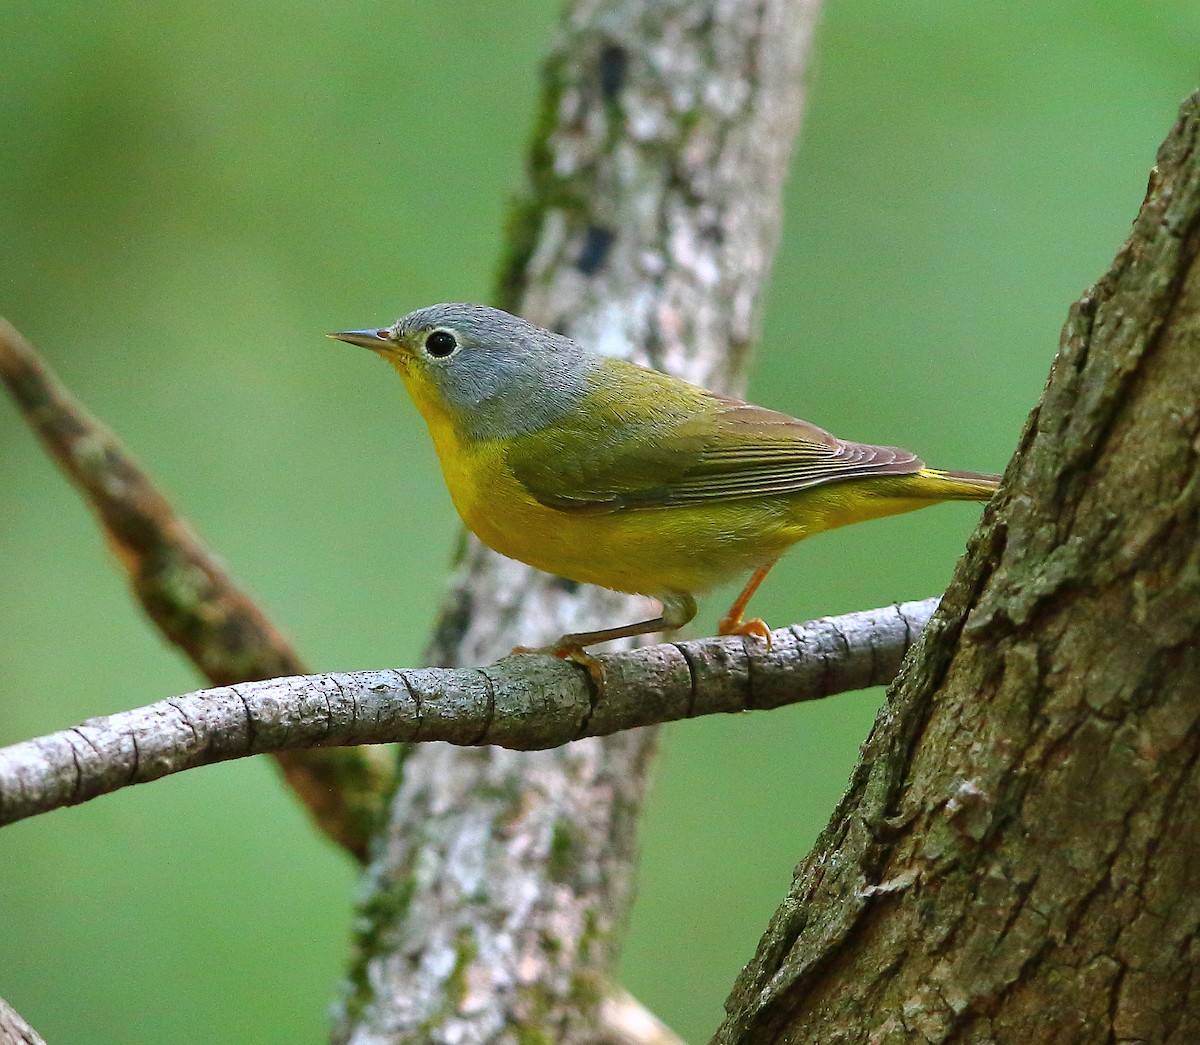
508,385 -> 925,512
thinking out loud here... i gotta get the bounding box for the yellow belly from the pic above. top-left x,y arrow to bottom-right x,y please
406,369 -> 953,598
460,464 -> 794,596
429,429 -> 931,598
422,421 -> 755,595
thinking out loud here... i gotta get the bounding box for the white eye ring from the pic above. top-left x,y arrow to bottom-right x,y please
424,329 -> 459,358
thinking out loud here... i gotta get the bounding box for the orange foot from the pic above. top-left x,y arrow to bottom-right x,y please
511,643 -> 607,686
717,616 -> 773,650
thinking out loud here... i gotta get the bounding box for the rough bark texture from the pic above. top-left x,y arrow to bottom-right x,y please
334,1 -> 820,1042
715,92 -> 1200,1045
0,599 -> 934,827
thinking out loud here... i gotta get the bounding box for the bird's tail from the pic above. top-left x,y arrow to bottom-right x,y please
915,467 -> 1001,502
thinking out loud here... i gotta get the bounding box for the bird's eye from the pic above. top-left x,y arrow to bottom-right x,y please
425,330 -> 458,358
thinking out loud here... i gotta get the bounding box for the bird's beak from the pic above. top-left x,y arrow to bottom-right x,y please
328,328 -> 394,351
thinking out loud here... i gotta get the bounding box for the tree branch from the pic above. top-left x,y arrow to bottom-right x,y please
598,985 -> 688,1045
0,599 -> 934,828
0,316 -> 393,860
0,997 -> 45,1045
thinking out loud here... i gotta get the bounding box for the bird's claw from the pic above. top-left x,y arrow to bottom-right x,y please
717,616 -> 773,650
511,643 -> 607,686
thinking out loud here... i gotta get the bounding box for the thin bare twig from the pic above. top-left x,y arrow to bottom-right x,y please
0,996 -> 45,1045
0,599 -> 936,828
0,316 -> 393,860
597,985 -> 687,1045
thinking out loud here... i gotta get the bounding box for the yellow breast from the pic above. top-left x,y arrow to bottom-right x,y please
398,366 -> 561,569
395,363 -> 937,599
398,364 -> 777,595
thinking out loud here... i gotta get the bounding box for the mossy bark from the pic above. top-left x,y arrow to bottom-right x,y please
333,1 -> 821,1042
715,91 -> 1200,1045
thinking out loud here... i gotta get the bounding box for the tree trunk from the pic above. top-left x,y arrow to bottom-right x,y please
716,91 -> 1200,1045
333,1 -> 821,1042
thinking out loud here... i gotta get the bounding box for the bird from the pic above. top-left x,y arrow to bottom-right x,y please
331,304 -> 999,677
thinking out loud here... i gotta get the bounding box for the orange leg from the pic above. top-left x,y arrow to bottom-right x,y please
717,560 -> 779,648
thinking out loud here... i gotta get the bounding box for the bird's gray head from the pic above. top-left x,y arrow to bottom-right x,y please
330,304 -> 599,442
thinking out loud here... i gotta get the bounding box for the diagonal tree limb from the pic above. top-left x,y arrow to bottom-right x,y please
0,316 -> 393,861
0,599 -> 936,828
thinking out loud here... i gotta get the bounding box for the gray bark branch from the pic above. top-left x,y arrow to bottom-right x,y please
0,600 -> 933,829
0,998 -> 45,1045
336,1 -> 822,1042
715,90 -> 1200,1045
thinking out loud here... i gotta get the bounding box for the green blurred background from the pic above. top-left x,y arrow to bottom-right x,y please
0,2 -> 1194,1041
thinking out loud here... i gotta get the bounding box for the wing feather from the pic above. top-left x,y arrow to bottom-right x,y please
508,372 -> 924,512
